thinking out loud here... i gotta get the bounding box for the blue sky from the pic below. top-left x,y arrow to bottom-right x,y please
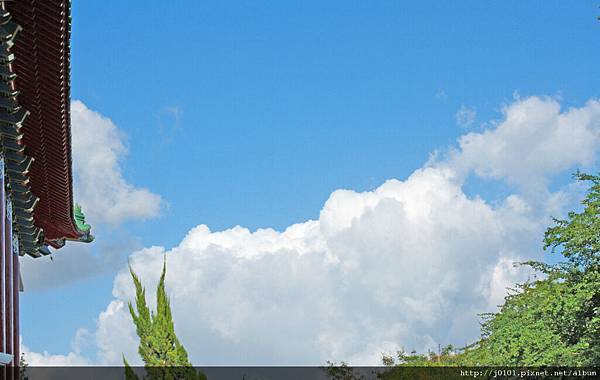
20,1 -> 600,364
71,0 -> 598,241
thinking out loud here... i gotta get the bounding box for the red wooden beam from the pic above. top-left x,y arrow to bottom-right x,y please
0,167 -> 5,357
12,248 -> 18,368
4,202 -> 12,364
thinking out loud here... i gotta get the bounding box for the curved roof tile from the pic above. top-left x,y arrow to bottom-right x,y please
3,0 -> 91,255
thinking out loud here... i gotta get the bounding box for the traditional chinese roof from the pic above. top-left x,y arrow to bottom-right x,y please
0,0 -> 92,257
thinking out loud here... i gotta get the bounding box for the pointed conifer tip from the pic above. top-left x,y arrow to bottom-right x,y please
125,254 -> 196,369
158,255 -> 168,289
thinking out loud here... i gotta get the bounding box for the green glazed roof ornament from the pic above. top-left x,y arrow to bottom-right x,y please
74,203 -> 94,242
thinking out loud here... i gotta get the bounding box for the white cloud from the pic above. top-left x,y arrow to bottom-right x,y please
455,105 -> 476,128
20,231 -> 138,290
70,100 -> 163,225
21,349 -> 90,366
22,332 -> 92,366
89,166 -> 539,366
96,300 -> 141,366
25,96 -> 600,366
447,96 -> 600,191
21,101 -> 162,290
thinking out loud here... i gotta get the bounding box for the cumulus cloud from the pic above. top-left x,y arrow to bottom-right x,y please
21,347 -> 90,366
82,168 -> 542,366
25,96 -> 600,365
19,231 -> 138,290
70,100 -> 163,225
21,101 -> 161,290
448,97 -> 600,191
22,330 -> 92,366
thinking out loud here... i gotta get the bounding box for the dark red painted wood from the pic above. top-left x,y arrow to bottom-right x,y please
0,172 -> 5,355
6,0 -> 83,242
12,251 -> 18,368
4,211 -> 12,363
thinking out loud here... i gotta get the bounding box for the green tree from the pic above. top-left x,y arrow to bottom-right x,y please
124,257 -> 207,380
323,361 -> 365,380
379,172 -> 600,370
467,172 -> 600,366
544,172 -> 600,272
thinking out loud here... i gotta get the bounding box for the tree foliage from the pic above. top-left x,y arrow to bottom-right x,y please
124,257 -> 207,380
379,172 -> 600,370
324,361 -> 367,380
465,172 -> 600,366
544,172 -> 600,272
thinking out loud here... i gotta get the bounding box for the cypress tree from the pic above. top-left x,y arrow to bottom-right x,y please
124,257 -> 206,380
